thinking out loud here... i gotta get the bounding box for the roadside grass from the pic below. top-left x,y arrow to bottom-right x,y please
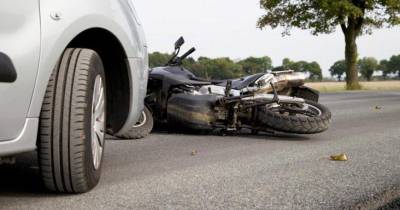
305,81 -> 400,93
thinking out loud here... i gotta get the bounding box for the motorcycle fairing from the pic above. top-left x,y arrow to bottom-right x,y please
150,66 -> 266,91
150,66 -> 211,87
215,73 -> 265,90
167,93 -> 218,130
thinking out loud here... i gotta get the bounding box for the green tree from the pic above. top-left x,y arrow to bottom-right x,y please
238,56 -> 273,74
149,53 -> 246,80
306,62 -> 323,81
282,58 -> 293,70
387,55 -> 400,79
358,57 -> 378,81
275,58 -> 322,81
329,60 -> 346,81
379,59 -> 391,80
258,0 -> 400,89
148,52 -> 171,67
193,57 -> 243,80
189,57 -> 212,79
272,66 -> 285,72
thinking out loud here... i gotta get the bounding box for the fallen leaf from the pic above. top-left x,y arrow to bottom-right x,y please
191,150 -> 198,156
330,153 -> 348,161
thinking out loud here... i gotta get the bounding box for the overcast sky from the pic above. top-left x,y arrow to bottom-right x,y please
134,0 -> 400,77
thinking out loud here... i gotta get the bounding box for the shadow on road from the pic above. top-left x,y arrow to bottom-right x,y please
146,127 -> 311,142
0,152 -> 48,196
109,131 -> 311,142
237,132 -> 311,141
0,131 -> 309,195
115,123 -> 310,142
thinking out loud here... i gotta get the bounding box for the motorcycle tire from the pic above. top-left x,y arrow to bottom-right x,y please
256,100 -> 331,134
115,107 -> 153,139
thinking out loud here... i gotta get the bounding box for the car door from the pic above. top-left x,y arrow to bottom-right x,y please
0,0 -> 41,141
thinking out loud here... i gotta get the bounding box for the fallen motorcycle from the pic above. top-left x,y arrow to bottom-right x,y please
133,37 -> 331,136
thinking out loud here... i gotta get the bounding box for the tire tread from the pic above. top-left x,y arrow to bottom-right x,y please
257,100 -> 331,134
38,48 -> 105,193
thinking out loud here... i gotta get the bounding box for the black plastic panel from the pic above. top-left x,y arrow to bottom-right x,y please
291,86 -> 320,102
167,93 -> 218,130
0,52 -> 17,83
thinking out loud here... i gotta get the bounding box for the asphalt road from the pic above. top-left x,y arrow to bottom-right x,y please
1,91 -> 400,210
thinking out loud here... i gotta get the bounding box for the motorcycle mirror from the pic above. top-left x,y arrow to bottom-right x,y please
175,37 -> 185,50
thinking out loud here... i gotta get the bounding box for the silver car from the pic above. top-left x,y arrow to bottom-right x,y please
0,0 -> 149,193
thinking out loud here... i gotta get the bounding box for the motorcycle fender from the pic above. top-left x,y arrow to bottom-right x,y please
291,86 -> 320,102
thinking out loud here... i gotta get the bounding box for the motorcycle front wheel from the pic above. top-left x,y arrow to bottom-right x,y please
115,107 -> 154,139
256,100 -> 331,134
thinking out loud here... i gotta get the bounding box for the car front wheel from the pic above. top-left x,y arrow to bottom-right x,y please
38,48 -> 106,193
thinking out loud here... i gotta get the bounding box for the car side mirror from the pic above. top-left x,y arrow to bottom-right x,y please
175,37 -> 185,50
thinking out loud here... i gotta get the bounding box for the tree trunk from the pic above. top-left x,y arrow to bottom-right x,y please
344,31 -> 361,90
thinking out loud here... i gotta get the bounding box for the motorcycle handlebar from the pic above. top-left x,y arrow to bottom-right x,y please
180,47 -> 196,60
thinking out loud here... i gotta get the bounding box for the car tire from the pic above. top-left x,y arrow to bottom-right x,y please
116,107 -> 153,139
38,48 -> 106,193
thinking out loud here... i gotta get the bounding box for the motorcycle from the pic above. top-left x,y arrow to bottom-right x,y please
130,37 -> 331,137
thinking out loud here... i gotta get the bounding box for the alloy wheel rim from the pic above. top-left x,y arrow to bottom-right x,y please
269,102 -> 323,117
303,103 -> 322,116
91,75 -> 105,170
133,111 -> 147,128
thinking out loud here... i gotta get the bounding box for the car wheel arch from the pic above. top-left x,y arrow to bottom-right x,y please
66,27 -> 133,134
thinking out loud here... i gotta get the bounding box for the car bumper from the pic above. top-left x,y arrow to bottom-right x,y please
0,118 -> 38,157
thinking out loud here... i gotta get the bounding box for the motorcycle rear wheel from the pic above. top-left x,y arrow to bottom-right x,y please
256,100 -> 331,134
